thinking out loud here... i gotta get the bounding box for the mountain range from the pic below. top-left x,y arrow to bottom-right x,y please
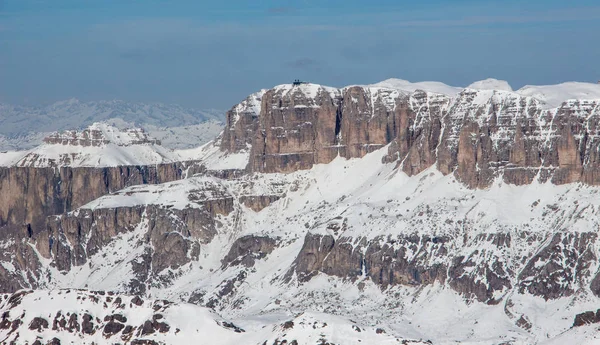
0,99 -> 225,151
1,78 -> 600,344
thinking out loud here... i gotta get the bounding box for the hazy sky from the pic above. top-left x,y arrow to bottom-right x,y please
1,0 -> 600,109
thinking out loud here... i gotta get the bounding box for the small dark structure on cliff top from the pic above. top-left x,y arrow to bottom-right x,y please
293,79 -> 308,86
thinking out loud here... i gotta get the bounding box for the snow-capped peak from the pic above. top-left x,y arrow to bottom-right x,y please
467,78 -> 513,92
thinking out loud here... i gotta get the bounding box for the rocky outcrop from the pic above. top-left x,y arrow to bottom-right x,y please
339,86 -> 404,158
0,174 -> 238,293
382,91 -> 449,176
0,165 -> 290,293
573,309 -> 600,327
0,225 -> 49,291
221,235 -> 278,268
447,233 -> 513,304
243,85 -> 418,173
288,233 -> 447,294
221,91 -> 265,153
239,195 -> 281,212
519,232 -> 597,299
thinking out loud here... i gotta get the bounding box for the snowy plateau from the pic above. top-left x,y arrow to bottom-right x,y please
1,78 -> 600,344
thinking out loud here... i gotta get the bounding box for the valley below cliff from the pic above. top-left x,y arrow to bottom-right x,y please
1,78 -> 600,344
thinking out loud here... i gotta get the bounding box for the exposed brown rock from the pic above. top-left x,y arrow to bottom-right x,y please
239,195 -> 281,212
288,232 -> 516,304
103,321 -> 125,337
288,233 -> 447,290
81,313 -> 95,334
249,85 -> 341,173
221,235 -> 278,268
221,91 -> 265,153
28,317 -> 49,332
34,201 -> 225,293
573,310 -> 600,327
131,296 -> 144,306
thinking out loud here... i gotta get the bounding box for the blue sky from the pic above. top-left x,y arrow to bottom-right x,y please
1,0 -> 600,109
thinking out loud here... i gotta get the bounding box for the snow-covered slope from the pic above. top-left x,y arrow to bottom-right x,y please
0,289 -> 423,345
365,78 -> 600,109
141,121 -> 224,150
365,78 -> 462,96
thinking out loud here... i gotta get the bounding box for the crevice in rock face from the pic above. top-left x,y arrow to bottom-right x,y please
579,131 -> 589,166
334,104 -> 343,145
385,115 -> 395,144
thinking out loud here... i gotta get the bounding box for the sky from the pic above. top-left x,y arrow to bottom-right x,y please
1,0 -> 600,109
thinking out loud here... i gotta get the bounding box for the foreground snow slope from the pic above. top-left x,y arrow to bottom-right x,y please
0,290 -> 422,345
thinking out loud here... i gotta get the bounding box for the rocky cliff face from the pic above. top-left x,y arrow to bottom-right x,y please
222,84 -> 600,188
248,84 -> 342,173
220,90 -> 265,153
0,162 -> 202,230
0,172 -> 289,295
39,191 -> 233,294
286,229 -> 598,305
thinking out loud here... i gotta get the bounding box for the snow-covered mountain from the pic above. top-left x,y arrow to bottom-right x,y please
2,78 -> 600,344
516,81 -> 600,109
365,78 -> 463,96
354,77 -> 600,109
0,123 -> 182,168
0,99 -> 225,150
467,78 -> 513,91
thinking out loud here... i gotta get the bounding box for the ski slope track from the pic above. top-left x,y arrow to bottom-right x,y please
1,78 -> 600,344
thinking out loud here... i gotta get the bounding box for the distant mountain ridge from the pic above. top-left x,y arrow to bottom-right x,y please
0,99 -> 225,150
